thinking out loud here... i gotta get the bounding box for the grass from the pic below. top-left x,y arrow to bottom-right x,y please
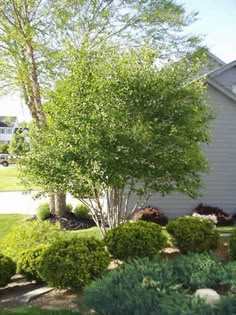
0,214 -> 29,239
0,307 -> 87,315
217,226 -> 235,234
0,167 -> 27,191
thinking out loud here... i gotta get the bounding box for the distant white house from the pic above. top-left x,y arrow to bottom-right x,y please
0,116 -> 18,144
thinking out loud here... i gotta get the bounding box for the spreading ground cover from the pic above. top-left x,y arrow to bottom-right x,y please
0,214 -> 29,240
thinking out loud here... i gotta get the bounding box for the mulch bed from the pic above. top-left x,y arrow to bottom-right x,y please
27,212 -> 96,231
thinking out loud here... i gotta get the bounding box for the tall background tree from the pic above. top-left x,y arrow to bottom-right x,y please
0,0 -> 202,215
21,46 -> 212,236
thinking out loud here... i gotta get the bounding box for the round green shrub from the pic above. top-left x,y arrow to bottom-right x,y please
172,252 -> 226,290
74,204 -> 90,219
38,237 -> 110,289
0,253 -> 16,287
229,228 -> 236,259
0,220 -> 62,262
66,203 -> 73,213
104,221 -> 167,260
37,203 -> 50,220
223,261 -> 236,290
166,216 -> 219,253
17,244 -> 49,282
83,257 -> 212,315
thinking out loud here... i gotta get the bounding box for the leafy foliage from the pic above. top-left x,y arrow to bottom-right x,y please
74,204 -> 90,220
38,237 -> 110,289
83,257 -> 212,315
229,228 -> 236,259
17,244 -> 49,282
9,130 -> 30,155
223,261 -> 236,290
133,206 -> 168,226
0,253 -> 16,287
0,221 -> 62,261
172,252 -> 225,290
104,221 -> 167,260
37,203 -> 51,220
0,144 -> 9,154
193,203 -> 233,226
166,216 -> 219,253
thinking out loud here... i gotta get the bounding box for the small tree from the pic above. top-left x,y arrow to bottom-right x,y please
9,130 -> 30,155
21,46 -> 212,236
0,144 -> 9,154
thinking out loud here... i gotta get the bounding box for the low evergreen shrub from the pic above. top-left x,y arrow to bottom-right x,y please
0,221 -> 62,261
37,203 -> 50,220
0,253 -> 16,287
17,244 -> 49,282
215,295 -> 236,315
229,228 -> 236,259
166,216 -> 219,253
223,261 -> 236,290
74,204 -> 90,219
172,252 -> 225,290
83,257 -> 211,315
38,237 -> 110,289
104,221 -> 167,260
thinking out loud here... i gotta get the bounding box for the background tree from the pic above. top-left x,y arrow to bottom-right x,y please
21,46 -> 212,236
9,130 -> 30,155
0,144 -> 9,154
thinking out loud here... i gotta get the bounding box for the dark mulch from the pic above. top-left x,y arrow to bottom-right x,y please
27,213 -> 96,231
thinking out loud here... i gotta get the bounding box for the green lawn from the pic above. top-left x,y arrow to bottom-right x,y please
0,167 -> 28,191
217,226 -> 235,234
0,307 -> 86,315
0,214 -> 29,239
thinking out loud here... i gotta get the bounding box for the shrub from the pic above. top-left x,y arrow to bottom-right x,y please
0,220 -> 62,261
223,261 -> 236,290
17,244 -> 49,282
66,203 -> 73,213
166,216 -> 219,253
229,228 -> 236,259
37,203 -> 50,220
83,257 -> 211,315
132,206 -> 168,226
172,252 -> 225,290
215,296 -> 236,315
0,253 -> 16,287
38,237 -> 110,289
74,204 -> 90,220
193,203 -> 233,226
104,221 -> 167,260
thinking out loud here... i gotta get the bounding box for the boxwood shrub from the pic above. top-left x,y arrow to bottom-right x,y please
38,237 -> 110,289
17,244 -> 49,282
0,221 -> 62,262
166,216 -> 219,253
37,203 -> 50,221
0,253 -> 16,287
104,221 -> 167,260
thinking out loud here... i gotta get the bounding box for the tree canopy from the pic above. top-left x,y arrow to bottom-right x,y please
21,46 -> 212,235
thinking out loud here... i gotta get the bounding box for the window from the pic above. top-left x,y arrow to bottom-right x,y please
0,128 -> 5,134
7,128 -> 12,134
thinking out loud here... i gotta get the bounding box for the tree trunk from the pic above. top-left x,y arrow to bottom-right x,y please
55,191 -> 67,216
49,193 -> 56,215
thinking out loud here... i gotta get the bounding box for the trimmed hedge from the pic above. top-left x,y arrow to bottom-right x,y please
38,237 -> 110,289
166,216 -> 219,253
104,221 -> 167,260
0,253 -> 16,287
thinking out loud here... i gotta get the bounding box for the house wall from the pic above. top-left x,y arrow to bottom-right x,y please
127,84 -> 236,218
213,66 -> 236,91
0,118 -> 18,144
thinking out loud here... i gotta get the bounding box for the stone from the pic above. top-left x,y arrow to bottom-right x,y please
194,288 -> 220,305
20,286 -> 54,303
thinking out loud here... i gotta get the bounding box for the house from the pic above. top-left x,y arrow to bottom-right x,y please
128,53 -> 236,218
0,116 -> 18,144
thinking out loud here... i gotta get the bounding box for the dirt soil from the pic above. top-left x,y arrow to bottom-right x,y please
0,279 -> 82,311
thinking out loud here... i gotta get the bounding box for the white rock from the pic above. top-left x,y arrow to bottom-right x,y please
194,288 -> 220,305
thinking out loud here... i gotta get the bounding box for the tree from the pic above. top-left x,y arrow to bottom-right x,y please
0,144 -> 9,154
21,46 -> 212,236
9,129 -> 30,155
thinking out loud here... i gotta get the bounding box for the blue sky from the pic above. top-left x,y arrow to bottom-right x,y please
182,0 -> 236,63
0,0 -> 235,121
